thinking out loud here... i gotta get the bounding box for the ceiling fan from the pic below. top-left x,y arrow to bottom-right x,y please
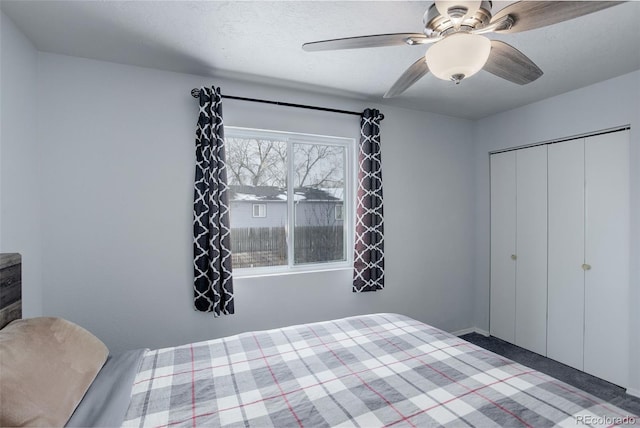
302,1 -> 622,98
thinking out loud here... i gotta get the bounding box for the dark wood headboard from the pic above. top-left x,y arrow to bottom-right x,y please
0,253 -> 22,329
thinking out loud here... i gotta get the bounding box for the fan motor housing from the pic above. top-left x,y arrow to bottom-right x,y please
423,1 -> 493,35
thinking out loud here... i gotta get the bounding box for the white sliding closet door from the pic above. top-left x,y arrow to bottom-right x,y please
490,151 -> 516,343
584,131 -> 629,387
515,146 -> 547,356
547,139 -> 585,370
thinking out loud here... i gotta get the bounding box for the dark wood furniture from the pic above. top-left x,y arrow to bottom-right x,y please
0,253 -> 21,329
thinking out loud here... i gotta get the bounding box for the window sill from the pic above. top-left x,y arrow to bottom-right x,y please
233,264 -> 352,280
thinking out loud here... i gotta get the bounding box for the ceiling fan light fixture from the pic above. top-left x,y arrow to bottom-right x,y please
425,32 -> 491,82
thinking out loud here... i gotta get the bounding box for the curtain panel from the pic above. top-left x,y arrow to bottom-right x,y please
353,108 -> 385,292
193,86 -> 234,316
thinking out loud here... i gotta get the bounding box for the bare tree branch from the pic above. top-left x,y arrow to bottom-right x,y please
227,138 -> 343,190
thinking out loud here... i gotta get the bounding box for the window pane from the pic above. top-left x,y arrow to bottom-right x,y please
225,128 -> 352,274
226,137 -> 288,268
292,142 -> 346,265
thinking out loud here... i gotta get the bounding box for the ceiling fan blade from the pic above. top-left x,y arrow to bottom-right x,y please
484,40 -> 543,85
302,33 -> 431,51
384,57 -> 430,98
491,1 -> 623,34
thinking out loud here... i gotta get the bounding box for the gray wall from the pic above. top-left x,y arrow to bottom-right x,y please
0,11 -> 42,317
472,70 -> 640,394
230,201 -> 343,228
35,52 -> 476,354
229,201 -> 287,228
295,201 -> 343,227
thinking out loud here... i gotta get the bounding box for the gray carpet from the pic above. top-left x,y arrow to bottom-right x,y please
461,333 -> 640,416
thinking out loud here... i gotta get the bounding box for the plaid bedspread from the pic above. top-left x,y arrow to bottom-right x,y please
123,314 -> 638,427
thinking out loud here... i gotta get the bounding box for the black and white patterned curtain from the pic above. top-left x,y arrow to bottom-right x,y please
353,108 -> 385,292
193,86 -> 234,315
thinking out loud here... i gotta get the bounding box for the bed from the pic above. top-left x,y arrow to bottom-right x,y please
0,256 -> 636,428
1,312 -> 637,427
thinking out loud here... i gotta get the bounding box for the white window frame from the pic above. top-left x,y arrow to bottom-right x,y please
252,203 -> 267,218
226,126 -> 355,277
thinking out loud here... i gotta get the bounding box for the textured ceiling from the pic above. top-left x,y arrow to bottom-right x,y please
2,1 -> 639,119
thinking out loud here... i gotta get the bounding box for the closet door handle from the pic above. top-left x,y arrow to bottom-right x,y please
511,254 -> 517,261
582,263 -> 591,271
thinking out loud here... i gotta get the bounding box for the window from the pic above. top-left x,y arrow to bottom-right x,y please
252,204 -> 266,218
225,127 -> 353,275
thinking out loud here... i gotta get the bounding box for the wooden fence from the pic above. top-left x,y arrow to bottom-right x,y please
231,226 -> 344,268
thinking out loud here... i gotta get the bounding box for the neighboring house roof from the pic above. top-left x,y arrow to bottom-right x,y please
320,188 -> 344,200
229,185 -> 342,202
231,185 -> 286,201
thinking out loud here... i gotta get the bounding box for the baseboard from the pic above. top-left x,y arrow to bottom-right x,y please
626,387 -> 640,398
451,327 -> 490,337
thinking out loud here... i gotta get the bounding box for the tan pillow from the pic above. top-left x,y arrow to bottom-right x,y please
0,317 -> 108,427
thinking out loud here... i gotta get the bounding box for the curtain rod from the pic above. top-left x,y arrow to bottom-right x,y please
190,88 -> 384,120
